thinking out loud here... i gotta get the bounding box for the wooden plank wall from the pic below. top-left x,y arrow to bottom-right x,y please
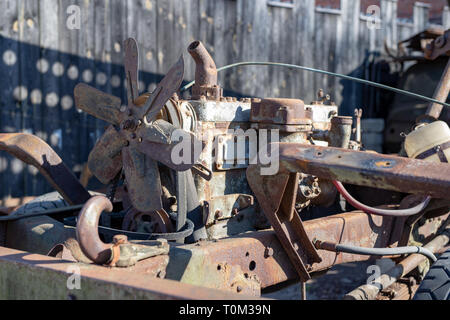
0,0 -> 448,199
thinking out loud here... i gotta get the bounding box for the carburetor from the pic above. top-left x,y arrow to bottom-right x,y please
174,41 -> 353,239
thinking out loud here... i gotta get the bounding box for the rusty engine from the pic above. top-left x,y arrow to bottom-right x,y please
0,31 -> 449,300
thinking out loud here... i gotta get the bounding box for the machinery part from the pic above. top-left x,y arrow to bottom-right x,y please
328,116 -> 352,148
188,40 -> 222,100
246,169 -> 322,282
165,210 -> 395,290
47,237 -> 92,264
5,203 -> 398,290
353,108 -> 362,145
416,29 -> 450,122
250,98 -> 311,126
314,240 -> 437,262
344,222 -> 450,300
311,116 -> 353,148
0,133 -> 91,206
74,38 -> 200,213
421,59 -> 450,122
276,143 -> 450,200
0,246 -> 257,300
332,180 -> 431,217
424,29 -> 450,61
414,248 -> 450,300
405,120 -> 450,163
4,192 -> 78,255
76,195 -> 115,264
181,61 -> 450,109
0,204 -> 84,222
163,96 -> 207,242
76,195 -> 170,267
122,207 -> 174,234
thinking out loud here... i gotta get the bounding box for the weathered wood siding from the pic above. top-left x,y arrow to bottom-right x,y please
0,0 -> 447,199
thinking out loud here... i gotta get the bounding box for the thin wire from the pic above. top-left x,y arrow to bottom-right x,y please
180,61 -> 450,109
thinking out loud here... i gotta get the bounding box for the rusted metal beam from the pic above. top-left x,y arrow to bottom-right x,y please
0,133 -> 90,205
166,210 -> 395,291
0,246 -> 258,300
3,208 -> 396,293
276,143 -> 450,199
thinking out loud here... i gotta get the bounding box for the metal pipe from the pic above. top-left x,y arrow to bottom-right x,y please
418,59 -> 450,123
344,223 -> 450,300
314,240 -> 437,262
332,180 -> 431,217
188,40 -> 218,99
76,196 -> 114,265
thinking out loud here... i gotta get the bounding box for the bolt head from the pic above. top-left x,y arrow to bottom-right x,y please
264,247 -> 274,257
113,234 -> 128,244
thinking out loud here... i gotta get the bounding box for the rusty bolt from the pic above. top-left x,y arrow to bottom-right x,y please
112,234 -> 128,245
157,238 -> 168,248
264,247 -> 274,258
214,209 -> 223,219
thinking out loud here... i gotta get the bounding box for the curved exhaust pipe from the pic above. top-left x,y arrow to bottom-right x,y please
188,40 -> 222,100
76,196 -> 114,264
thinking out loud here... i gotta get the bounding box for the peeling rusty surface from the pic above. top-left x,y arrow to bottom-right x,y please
74,83 -> 122,125
277,143 -> 450,199
188,40 -> 222,100
166,210 -> 396,289
0,246 -> 258,300
246,167 -> 321,281
87,125 -> 126,184
250,98 -> 311,125
0,133 -> 90,205
76,196 -> 114,264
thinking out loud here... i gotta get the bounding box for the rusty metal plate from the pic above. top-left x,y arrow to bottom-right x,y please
250,98 -> 312,125
88,125 -> 126,184
0,133 -> 90,205
277,143 -> 450,199
74,83 -> 122,125
0,246 -> 259,300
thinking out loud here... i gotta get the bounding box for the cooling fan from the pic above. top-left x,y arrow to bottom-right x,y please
74,38 -> 199,214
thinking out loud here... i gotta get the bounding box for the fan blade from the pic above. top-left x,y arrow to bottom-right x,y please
87,125 -> 126,184
136,119 -> 176,144
74,83 -> 122,125
122,145 -> 163,212
135,119 -> 202,171
124,38 -> 139,104
138,55 -> 185,121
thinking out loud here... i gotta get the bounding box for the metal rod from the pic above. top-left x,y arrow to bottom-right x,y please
181,61 -> 450,109
344,223 -> 450,300
424,59 -> 450,120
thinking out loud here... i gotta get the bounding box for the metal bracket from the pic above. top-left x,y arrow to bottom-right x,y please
246,167 -> 322,281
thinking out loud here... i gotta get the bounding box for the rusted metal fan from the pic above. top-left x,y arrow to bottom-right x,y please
74,38 -> 197,213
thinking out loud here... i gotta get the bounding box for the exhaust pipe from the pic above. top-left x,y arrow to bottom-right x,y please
188,40 -> 222,100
